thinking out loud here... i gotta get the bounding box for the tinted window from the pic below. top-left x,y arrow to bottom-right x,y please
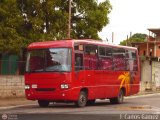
74,44 -> 84,51
106,47 -> 112,57
84,45 -> 98,70
85,45 -> 97,55
98,47 -> 113,70
75,53 -> 83,71
113,48 -> 126,71
99,47 -> 105,56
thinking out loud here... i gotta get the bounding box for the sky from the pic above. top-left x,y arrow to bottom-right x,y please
98,0 -> 160,44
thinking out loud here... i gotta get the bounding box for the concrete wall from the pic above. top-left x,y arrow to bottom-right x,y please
141,61 -> 152,82
0,75 -> 25,98
141,60 -> 160,91
152,61 -> 160,90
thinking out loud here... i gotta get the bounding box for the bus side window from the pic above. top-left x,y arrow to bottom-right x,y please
98,47 -> 113,70
75,53 -> 83,71
84,45 -> 98,70
125,50 -> 130,71
113,48 -> 126,71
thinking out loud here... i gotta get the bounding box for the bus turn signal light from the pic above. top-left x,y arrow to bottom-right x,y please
25,85 -> 30,90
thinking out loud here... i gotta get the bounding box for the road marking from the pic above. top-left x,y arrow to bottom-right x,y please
115,105 -> 152,111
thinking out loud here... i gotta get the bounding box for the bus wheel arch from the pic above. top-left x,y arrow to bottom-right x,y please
75,88 -> 88,107
80,88 -> 88,95
110,88 -> 125,104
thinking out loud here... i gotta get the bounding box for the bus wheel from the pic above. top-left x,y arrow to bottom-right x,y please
110,89 -> 124,104
87,100 -> 95,106
38,100 -> 49,107
75,91 -> 87,107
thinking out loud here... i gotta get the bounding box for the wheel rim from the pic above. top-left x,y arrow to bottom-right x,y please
79,95 -> 86,105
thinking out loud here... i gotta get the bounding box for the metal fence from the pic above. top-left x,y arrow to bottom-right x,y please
0,60 -> 26,75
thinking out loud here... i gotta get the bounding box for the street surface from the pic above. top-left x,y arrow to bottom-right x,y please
0,93 -> 160,120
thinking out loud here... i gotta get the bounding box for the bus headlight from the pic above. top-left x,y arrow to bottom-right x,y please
61,84 -> 69,89
25,85 -> 30,90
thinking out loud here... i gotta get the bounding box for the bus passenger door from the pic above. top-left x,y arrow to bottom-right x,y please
74,53 -> 86,87
130,63 -> 140,95
127,50 -> 140,95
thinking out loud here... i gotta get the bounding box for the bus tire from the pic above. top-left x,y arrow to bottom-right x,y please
110,89 -> 124,104
75,91 -> 87,107
87,100 -> 95,106
38,100 -> 49,107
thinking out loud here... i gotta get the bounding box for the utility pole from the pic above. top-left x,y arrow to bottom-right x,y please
112,32 -> 114,44
126,35 -> 128,46
68,0 -> 71,39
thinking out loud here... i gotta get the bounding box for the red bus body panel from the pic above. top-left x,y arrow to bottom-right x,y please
25,72 -> 80,101
25,39 -> 140,102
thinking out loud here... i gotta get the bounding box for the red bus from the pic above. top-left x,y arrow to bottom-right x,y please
25,39 -> 140,107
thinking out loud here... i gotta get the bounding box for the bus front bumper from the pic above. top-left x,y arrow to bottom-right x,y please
25,88 -> 80,102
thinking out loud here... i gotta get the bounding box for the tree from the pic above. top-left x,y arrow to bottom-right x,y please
120,33 -> 147,46
71,0 -> 112,39
0,0 -> 25,54
18,0 -> 112,40
0,0 -> 112,55
16,0 -> 69,42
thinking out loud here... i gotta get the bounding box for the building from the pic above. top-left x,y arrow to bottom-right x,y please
131,28 -> 160,60
131,28 -> 160,91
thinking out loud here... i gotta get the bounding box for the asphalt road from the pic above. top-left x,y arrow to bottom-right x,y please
0,93 -> 160,120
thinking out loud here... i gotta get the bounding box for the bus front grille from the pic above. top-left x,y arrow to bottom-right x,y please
35,88 -> 56,92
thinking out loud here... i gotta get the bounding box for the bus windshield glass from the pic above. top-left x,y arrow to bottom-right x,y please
26,48 -> 72,72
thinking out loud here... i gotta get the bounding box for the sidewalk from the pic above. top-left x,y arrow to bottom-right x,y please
0,97 -> 36,107
136,90 -> 160,95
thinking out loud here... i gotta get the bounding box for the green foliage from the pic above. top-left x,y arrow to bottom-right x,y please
119,33 -> 147,46
0,0 -> 112,55
130,33 -> 147,42
71,0 -> 111,39
119,40 -> 127,46
0,0 -> 25,54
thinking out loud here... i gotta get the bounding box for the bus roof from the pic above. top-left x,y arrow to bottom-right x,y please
28,39 -> 137,50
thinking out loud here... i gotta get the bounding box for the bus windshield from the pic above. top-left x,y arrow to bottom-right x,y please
26,48 -> 72,72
